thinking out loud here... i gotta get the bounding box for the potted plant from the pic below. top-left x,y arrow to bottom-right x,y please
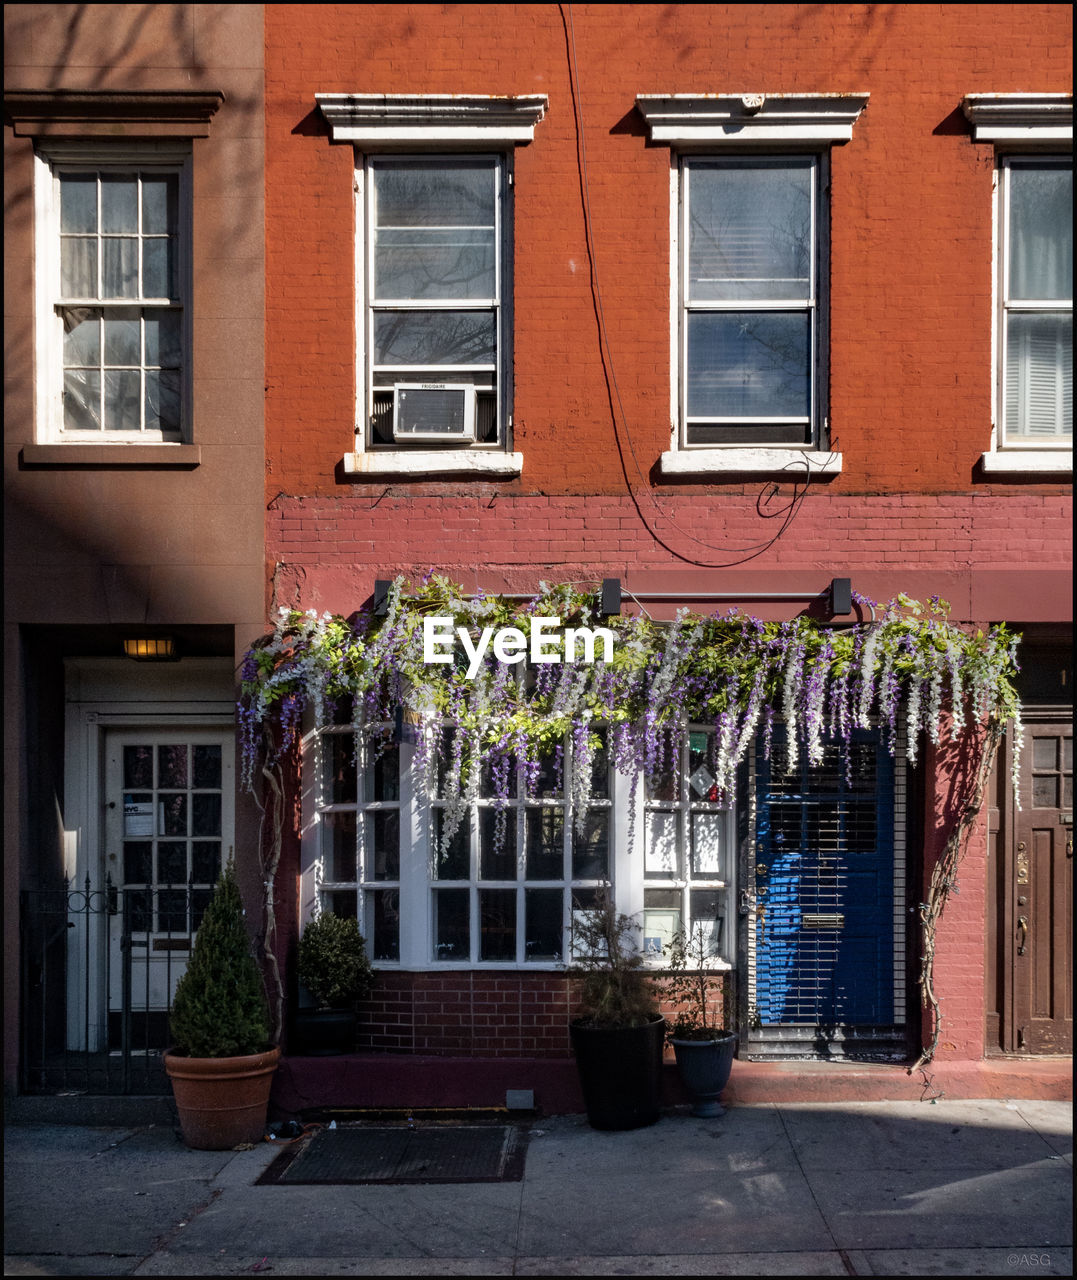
164,862 -> 279,1150
294,912 -> 374,1054
664,924 -> 737,1118
569,890 -> 665,1131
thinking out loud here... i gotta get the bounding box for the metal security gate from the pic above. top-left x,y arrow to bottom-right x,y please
747,729 -> 906,1059
19,879 -> 202,1095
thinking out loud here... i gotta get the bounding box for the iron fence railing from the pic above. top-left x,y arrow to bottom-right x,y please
20,878 -> 204,1095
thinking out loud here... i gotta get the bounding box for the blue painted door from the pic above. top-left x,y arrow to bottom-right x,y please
754,731 -> 894,1026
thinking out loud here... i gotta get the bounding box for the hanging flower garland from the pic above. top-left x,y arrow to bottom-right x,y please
240,575 -> 1021,819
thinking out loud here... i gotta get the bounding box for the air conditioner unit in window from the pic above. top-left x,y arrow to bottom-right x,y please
392,383 -> 476,442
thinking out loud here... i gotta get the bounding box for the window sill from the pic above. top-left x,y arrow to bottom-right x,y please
343,450 -> 524,478
20,443 -> 201,468
658,448 -> 842,478
980,450 -> 1072,476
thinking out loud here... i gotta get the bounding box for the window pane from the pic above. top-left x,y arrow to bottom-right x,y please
689,889 -> 725,958
192,841 -> 221,884
645,809 -> 679,876
1009,164 -> 1073,301
158,794 -> 187,836
479,889 -> 516,960
434,810 -> 470,879
123,841 -> 152,884
366,889 -> 400,961
369,810 -> 400,880
144,310 -> 182,368
1005,312 -> 1072,439
102,238 -> 139,298
373,310 -> 496,366
156,841 -> 187,885
105,370 -> 141,430
101,174 -> 138,233
192,745 -> 222,789
60,174 -> 98,233
572,810 -> 609,880
434,888 -> 470,960
376,228 -> 496,301
690,812 -> 725,877
158,889 -> 188,933
61,238 -> 97,297
123,745 -> 153,789
323,811 -> 357,882
145,368 -> 181,433
328,890 -> 358,919
324,733 -> 358,804
63,369 -> 101,430
364,739 -> 400,803
192,793 -> 221,838
374,163 -> 495,227
525,888 -> 562,960
479,808 -> 517,880
687,311 -> 810,419
689,160 -> 812,302
525,807 -> 563,879
103,312 -> 141,366
142,237 -> 176,299
141,174 -> 178,235
63,313 -> 100,367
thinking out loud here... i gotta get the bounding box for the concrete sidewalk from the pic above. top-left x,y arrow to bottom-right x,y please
4,1100 -> 1072,1277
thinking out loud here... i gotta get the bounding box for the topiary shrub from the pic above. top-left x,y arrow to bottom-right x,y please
297,913 -> 374,1010
169,862 -> 272,1059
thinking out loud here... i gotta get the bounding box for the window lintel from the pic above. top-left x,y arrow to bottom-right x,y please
636,93 -> 868,145
5,89 -> 223,138
316,93 -> 547,146
962,93 -> 1073,143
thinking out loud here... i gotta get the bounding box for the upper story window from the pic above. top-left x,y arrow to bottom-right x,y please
681,155 -> 821,449
366,156 -> 506,451
963,93 -> 1073,475
5,89 -> 221,457
316,93 -> 546,479
999,157 -> 1072,447
51,161 -> 188,440
637,93 -> 867,478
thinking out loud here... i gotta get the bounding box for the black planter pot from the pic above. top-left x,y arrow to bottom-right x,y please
670,1033 -> 737,1117
292,1007 -> 357,1056
570,1015 -> 666,1130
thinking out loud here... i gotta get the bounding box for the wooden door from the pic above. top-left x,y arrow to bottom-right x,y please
989,713 -> 1072,1055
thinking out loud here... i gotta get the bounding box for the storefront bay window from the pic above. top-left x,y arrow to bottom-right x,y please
302,720 -> 735,970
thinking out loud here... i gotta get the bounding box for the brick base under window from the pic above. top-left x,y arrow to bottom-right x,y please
273,969 -> 728,1117
293,969 -> 729,1058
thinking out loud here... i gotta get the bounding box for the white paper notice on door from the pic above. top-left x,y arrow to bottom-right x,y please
123,796 -> 154,837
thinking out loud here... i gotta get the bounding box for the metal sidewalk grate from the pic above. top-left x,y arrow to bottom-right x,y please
259,1123 -> 529,1186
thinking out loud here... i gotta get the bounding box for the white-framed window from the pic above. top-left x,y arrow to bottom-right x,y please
302,721 -> 736,971
636,93 -> 867,478
316,93 -> 546,478
679,155 -> 824,450
998,157 -> 1072,447
364,155 -> 508,452
35,147 -> 191,442
642,728 -> 734,966
963,93 -> 1073,475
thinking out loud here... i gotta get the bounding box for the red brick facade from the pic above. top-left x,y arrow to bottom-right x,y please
264,5 -> 1072,1073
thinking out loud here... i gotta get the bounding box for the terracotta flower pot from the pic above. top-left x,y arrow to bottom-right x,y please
164,1046 -> 280,1150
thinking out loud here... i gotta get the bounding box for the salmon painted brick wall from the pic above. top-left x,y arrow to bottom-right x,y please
265,2 -> 1073,501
